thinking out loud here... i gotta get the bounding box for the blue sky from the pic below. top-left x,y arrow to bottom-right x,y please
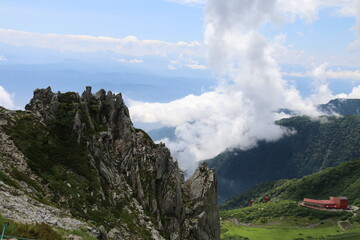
264,9 -> 355,56
1,1 -> 360,71
0,0 -> 211,108
0,0 -> 204,42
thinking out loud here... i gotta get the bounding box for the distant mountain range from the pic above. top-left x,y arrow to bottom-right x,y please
206,98 -> 360,203
318,98 -> 360,115
0,61 -> 214,108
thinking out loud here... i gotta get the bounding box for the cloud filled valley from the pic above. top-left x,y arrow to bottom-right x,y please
129,0 -> 360,171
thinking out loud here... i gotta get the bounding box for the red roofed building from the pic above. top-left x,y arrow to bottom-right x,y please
303,196 -> 348,210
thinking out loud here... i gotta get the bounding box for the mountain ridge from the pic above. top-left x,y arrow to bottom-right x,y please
0,86 -> 220,240
220,158 -> 360,210
318,98 -> 360,116
207,114 -> 360,202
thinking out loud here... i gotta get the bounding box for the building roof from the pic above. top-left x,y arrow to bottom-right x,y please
304,198 -> 336,205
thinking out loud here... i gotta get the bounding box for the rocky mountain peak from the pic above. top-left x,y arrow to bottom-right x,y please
2,86 -> 220,240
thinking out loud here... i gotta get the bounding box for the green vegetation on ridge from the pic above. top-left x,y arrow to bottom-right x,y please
208,115 -> 360,202
0,96 -> 151,237
221,158 -> 360,210
220,201 -> 360,240
221,201 -> 352,225
0,213 -> 96,240
219,158 -> 360,239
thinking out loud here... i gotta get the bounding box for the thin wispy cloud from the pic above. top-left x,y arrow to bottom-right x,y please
304,63 -> 360,104
0,28 -> 204,58
284,68 -> 360,80
112,58 -> 144,64
168,56 -> 207,70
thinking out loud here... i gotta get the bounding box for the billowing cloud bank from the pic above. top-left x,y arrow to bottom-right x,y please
130,0 -> 360,171
0,86 -> 17,110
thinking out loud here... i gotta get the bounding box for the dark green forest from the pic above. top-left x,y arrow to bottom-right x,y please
208,115 -> 360,202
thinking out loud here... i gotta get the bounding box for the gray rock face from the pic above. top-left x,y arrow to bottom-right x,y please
25,86 -> 58,122
6,86 -> 220,240
0,181 -> 90,230
183,163 -> 220,240
97,225 -> 108,240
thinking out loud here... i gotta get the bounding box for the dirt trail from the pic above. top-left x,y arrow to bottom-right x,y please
337,220 -> 347,233
337,206 -> 359,233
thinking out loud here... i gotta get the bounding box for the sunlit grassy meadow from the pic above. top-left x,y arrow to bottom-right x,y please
220,201 -> 360,240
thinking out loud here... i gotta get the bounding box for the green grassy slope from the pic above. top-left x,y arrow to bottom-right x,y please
0,214 -> 96,240
221,159 -> 360,210
221,221 -> 360,240
220,201 -> 360,240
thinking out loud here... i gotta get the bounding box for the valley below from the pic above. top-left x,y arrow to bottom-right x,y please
220,201 -> 360,240
216,152 -> 360,239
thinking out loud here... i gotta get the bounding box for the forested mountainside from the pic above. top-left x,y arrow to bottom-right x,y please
221,158 -> 360,210
0,87 -> 220,240
207,115 -> 360,202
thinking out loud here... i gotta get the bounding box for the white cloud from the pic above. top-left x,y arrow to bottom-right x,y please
336,85 -> 360,98
169,0 -> 349,12
284,68 -> 360,80
167,64 -> 176,70
277,0 -> 319,23
0,28 -> 204,58
130,1 -> 360,171
111,58 -> 144,63
168,55 -> 207,70
0,86 -> 17,109
271,34 -> 308,65
0,55 -> 7,61
295,63 -> 360,104
131,0 -> 323,171
343,0 -> 360,51
187,63 -> 207,70
332,0 -> 358,17
348,40 -> 360,51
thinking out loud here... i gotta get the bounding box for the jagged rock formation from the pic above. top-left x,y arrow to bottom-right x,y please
0,86 -> 220,240
183,163 -> 220,240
